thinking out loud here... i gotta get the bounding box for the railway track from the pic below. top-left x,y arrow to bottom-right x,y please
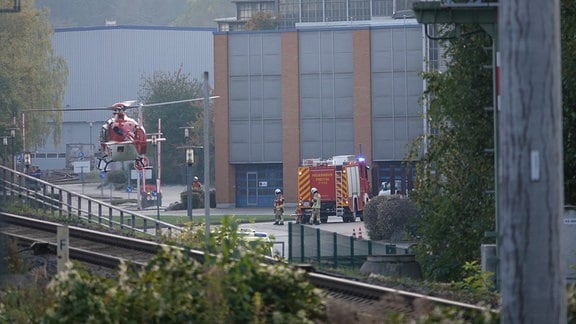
0,212 -> 494,320
40,169 -> 80,184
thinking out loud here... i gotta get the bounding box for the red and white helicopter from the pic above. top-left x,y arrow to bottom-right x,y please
96,97 -> 217,172
97,100 -> 148,172
31,97 -> 217,172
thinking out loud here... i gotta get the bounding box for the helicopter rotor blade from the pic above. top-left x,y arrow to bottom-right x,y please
142,96 -> 219,108
24,96 -> 219,112
25,105 -> 113,112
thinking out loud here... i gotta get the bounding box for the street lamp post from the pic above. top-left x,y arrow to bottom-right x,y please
10,128 -> 15,170
186,148 -> 194,221
24,152 -> 31,175
2,136 -> 7,167
89,122 -> 93,169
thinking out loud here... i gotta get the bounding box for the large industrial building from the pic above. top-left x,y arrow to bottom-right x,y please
213,0 -> 428,207
30,0 -> 435,209
214,22 -> 425,207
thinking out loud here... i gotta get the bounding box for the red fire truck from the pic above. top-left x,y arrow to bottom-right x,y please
297,155 -> 371,223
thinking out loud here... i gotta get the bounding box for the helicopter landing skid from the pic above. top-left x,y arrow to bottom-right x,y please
97,156 -> 112,172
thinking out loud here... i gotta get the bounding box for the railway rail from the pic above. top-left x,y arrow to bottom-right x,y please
41,169 -> 79,184
0,212 -> 494,320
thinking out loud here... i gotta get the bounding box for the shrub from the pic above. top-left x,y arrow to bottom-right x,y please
363,195 -> 420,241
180,190 -> 204,208
104,170 -> 127,185
43,218 -> 327,323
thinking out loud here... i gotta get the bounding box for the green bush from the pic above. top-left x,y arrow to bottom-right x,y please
180,190 -> 204,208
43,218 -> 327,323
363,195 -> 420,241
104,170 -> 127,185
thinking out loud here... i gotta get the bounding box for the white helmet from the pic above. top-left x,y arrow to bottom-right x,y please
275,188 -> 281,194
193,176 -> 199,181
311,187 -> 318,193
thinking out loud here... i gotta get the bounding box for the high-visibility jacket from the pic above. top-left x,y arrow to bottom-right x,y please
312,192 -> 321,209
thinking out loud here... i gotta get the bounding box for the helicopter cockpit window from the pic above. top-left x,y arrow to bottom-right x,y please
113,126 -> 124,136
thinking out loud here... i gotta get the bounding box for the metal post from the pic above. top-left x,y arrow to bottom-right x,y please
57,225 -> 70,273
499,0 -> 564,322
155,137 -> 160,220
89,122 -> 93,169
157,119 -> 162,220
185,148 -> 194,221
24,152 -> 30,174
186,162 -> 192,220
2,137 -> 7,166
203,71 -> 211,237
10,129 -> 15,170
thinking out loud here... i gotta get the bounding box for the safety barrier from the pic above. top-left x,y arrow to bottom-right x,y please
0,165 -> 180,237
287,222 -> 411,269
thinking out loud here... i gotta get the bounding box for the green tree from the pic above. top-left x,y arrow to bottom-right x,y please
409,26 -> 495,281
245,11 -> 278,31
43,218 -> 327,322
0,0 -> 67,153
138,67 -> 214,185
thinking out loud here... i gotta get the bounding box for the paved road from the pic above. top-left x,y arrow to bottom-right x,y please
60,182 -> 369,257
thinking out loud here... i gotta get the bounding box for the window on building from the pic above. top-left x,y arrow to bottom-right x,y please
219,23 -> 230,32
395,0 -> 416,12
372,0 -> 394,17
238,2 -> 275,20
325,0 -> 347,22
278,0 -> 300,29
349,0 -> 371,20
301,0 -> 323,22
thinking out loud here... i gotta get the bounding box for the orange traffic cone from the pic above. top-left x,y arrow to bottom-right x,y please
352,228 -> 357,240
358,227 -> 364,240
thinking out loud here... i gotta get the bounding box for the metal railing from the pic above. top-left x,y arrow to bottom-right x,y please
440,0 -> 498,7
0,165 -> 181,238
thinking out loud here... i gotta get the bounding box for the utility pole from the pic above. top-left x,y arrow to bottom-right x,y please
499,0 -> 565,322
203,71 -> 211,238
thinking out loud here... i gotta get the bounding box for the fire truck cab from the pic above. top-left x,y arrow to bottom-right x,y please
297,155 -> 371,223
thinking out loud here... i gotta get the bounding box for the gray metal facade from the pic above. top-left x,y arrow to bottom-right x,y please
228,32 -> 283,163
32,26 -> 214,170
226,22 -> 423,164
299,29 -> 355,159
371,23 -> 423,161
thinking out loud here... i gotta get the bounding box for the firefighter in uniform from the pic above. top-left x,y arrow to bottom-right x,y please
273,188 -> 285,225
192,176 -> 202,191
310,187 -> 321,225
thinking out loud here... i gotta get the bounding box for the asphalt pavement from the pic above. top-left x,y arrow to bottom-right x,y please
60,182 -> 368,257
59,182 -> 292,218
